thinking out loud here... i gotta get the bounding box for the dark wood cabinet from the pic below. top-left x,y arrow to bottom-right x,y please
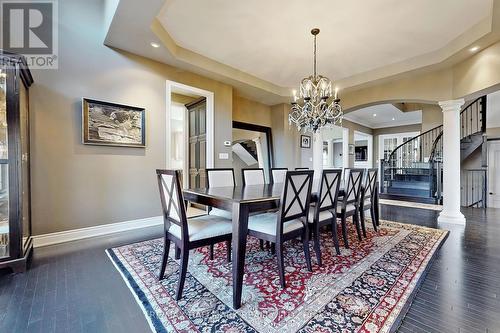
0,52 -> 34,273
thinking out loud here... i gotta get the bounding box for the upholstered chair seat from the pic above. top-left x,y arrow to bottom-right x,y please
308,209 -> 335,222
168,215 -> 232,242
336,203 -> 356,214
248,212 -> 304,235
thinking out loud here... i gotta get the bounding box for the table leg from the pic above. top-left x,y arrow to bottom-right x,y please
232,202 -> 249,309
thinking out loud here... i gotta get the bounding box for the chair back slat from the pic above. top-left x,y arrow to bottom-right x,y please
343,168 -> 365,206
279,170 -> 314,224
206,168 -> 235,187
156,170 -> 188,238
317,169 -> 342,213
270,168 -> 288,184
363,168 -> 378,201
242,168 -> 265,186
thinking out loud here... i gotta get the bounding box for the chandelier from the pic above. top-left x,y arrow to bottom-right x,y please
289,28 -> 343,132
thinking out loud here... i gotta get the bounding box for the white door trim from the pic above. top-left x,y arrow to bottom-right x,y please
166,80 -> 214,188
488,140 -> 500,208
378,131 -> 420,160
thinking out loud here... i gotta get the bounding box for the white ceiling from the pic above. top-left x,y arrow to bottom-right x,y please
344,104 -> 422,129
159,0 -> 492,87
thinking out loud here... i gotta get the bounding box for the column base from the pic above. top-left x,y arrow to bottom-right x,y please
437,211 -> 466,225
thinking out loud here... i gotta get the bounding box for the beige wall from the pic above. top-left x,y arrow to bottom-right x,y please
30,0 -> 237,235
233,94 -> 272,127
421,105 -> 443,132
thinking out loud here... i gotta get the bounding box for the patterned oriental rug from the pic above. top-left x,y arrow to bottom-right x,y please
107,220 -> 448,333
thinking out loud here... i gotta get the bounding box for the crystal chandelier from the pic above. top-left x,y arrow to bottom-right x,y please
289,28 -> 343,132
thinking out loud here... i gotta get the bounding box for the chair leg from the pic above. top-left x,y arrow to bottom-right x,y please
313,222 -> 322,266
340,214 -> 349,249
226,240 -> 232,263
375,203 -> 380,226
360,208 -> 367,238
301,227 -> 313,272
270,242 -> 276,254
209,244 -> 214,260
259,239 -> 264,250
276,241 -> 286,289
175,246 -> 180,260
158,237 -> 170,280
175,248 -> 189,301
330,217 -> 341,255
370,206 -> 378,232
353,212 -> 363,241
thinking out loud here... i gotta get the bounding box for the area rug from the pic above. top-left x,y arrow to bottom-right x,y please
106,220 -> 447,333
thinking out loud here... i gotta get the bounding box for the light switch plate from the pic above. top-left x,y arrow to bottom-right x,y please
218,153 -> 229,160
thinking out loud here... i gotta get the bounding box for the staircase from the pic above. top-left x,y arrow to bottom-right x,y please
380,96 -> 487,205
232,140 -> 258,166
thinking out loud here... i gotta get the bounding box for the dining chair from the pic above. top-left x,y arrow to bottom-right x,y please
206,168 -> 236,187
205,168 -> 235,259
295,167 -> 309,170
309,169 -> 342,266
359,168 -> 378,236
247,170 -> 314,288
270,168 -> 288,184
242,168 -> 265,186
336,168 -> 365,248
156,169 -> 232,300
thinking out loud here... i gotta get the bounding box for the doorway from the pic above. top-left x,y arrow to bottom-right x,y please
354,131 -> 373,168
166,81 -> 214,189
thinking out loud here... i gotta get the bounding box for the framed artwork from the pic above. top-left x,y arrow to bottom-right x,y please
82,98 -> 146,147
300,135 -> 311,148
349,144 -> 355,155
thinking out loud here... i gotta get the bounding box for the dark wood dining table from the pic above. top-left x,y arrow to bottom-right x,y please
182,183 -> 376,309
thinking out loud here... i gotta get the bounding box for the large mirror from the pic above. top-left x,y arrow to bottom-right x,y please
232,121 -> 274,184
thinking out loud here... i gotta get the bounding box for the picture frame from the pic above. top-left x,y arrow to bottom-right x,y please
349,144 -> 355,155
300,135 -> 311,149
82,98 -> 146,147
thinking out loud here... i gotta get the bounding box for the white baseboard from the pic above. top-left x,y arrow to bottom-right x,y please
33,216 -> 163,248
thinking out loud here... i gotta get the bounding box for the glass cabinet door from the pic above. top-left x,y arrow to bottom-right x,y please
0,65 -> 9,259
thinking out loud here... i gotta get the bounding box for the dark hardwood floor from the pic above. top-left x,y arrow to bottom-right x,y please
0,205 -> 499,332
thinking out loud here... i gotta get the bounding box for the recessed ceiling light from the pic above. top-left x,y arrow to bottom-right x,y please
373,114 -> 377,117
392,117 -> 395,121
150,42 -> 160,48
469,46 -> 479,52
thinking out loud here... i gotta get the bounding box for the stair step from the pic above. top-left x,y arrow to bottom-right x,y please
390,181 -> 430,189
387,187 -> 430,197
379,193 -> 437,204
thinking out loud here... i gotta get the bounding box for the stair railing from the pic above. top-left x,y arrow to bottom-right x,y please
381,125 -> 443,196
428,96 -> 487,203
461,96 -> 487,139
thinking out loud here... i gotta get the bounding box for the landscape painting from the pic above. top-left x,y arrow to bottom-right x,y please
82,98 -> 145,147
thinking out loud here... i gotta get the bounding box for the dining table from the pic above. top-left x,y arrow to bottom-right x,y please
183,183 -> 378,309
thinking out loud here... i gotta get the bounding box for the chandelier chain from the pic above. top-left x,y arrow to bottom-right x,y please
288,28 -> 343,133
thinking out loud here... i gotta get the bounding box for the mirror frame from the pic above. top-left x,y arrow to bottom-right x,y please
232,121 -> 274,168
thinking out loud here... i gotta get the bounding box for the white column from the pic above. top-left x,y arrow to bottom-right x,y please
327,140 -> 334,167
438,99 -> 466,225
312,131 -> 324,190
